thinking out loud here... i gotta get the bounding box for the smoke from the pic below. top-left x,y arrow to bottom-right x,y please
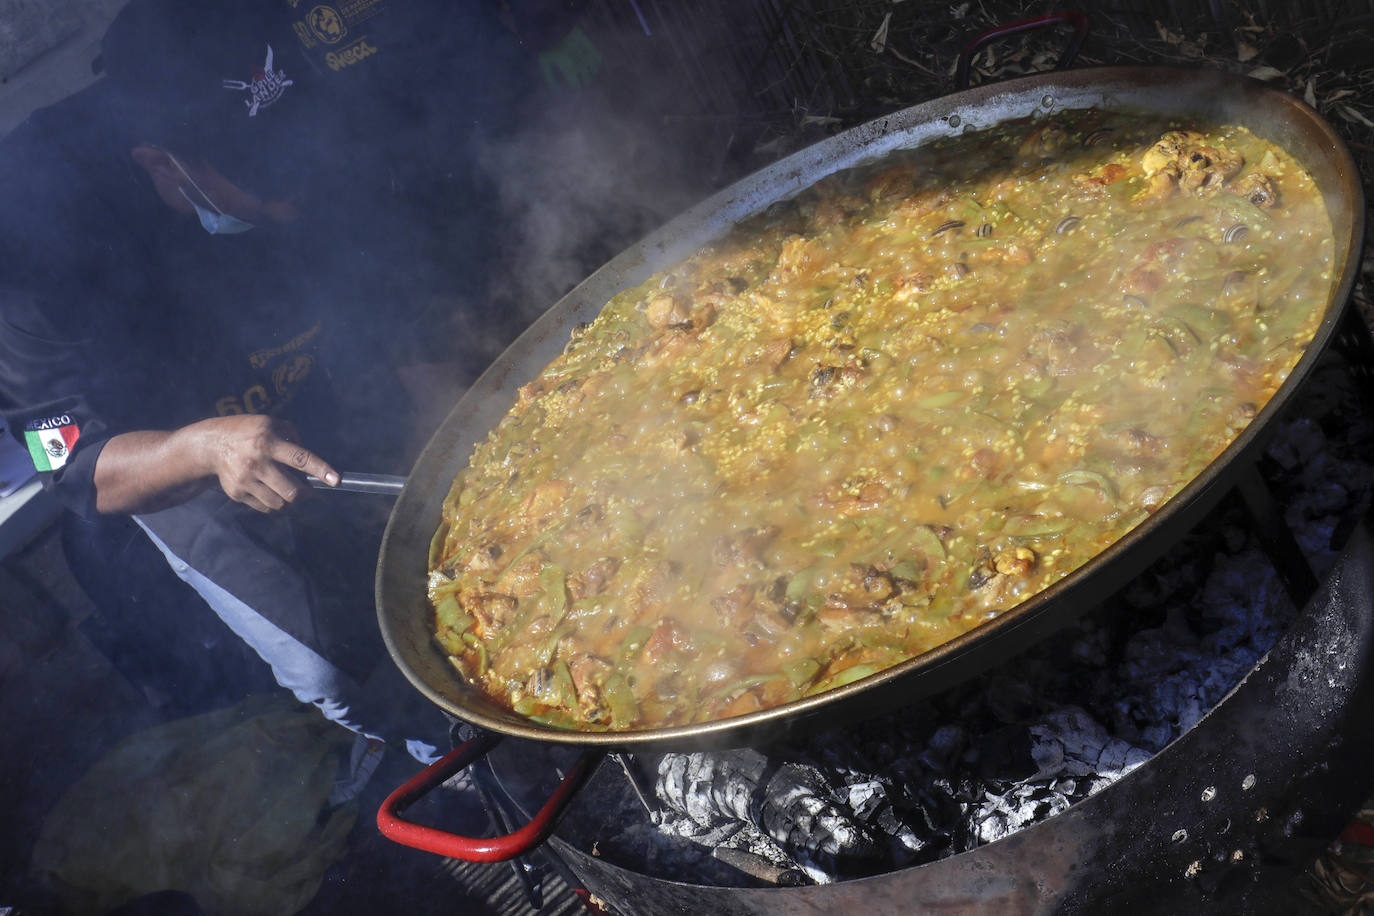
473,64 -> 724,333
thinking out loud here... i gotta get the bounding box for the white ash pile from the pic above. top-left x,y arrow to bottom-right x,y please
644,347 -> 1374,886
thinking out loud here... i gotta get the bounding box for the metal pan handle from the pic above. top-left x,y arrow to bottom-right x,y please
376,732 -> 606,861
305,472 -> 406,496
956,10 -> 1089,90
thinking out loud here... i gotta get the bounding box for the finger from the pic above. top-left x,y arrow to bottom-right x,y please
256,464 -> 305,507
233,489 -> 273,514
268,437 -> 339,487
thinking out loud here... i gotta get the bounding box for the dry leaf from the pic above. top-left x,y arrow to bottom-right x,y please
754,136 -> 790,157
1328,89 -> 1355,102
1304,78 -> 1317,108
950,1 -> 969,17
1236,40 -> 1258,62
1155,20 -> 1181,46
1339,105 -> 1374,128
1248,65 -> 1286,82
870,11 -> 891,54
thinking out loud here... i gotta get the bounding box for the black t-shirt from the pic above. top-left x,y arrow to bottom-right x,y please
1,1 -> 546,519
0,80 -> 398,519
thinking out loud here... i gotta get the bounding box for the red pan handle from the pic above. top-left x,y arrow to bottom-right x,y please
1342,821 -> 1374,847
956,10 -> 1089,90
377,731 -> 606,861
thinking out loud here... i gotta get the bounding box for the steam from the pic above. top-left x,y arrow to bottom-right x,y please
473,76 -> 723,331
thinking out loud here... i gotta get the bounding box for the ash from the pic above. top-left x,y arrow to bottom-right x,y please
643,348 -> 1374,886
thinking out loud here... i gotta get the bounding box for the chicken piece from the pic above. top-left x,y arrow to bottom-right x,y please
642,617 -> 694,664
1110,426 -> 1164,458
520,480 -> 571,523
993,546 -> 1036,577
638,327 -> 707,369
959,446 -> 1006,482
632,560 -> 679,613
461,542 -> 506,577
1228,172 -> 1279,209
1178,145 -> 1243,193
1138,130 -> 1244,200
891,270 -> 934,302
646,294 -> 691,329
1121,237 -> 1201,298
802,192 -> 866,231
966,545 -> 1038,606
755,337 -> 795,373
567,556 -> 620,601
712,584 -> 758,627
893,187 -> 953,218
516,374 -> 567,409
1072,162 -> 1131,197
813,475 -> 890,517
459,590 -> 518,636
1137,167 -> 1181,203
864,163 -> 918,204
567,654 -> 613,718
814,600 -> 881,631
495,551 -> 545,598
1140,130 -> 1205,176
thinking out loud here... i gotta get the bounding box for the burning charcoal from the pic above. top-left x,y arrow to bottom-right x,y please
973,784 -> 1072,844
1140,723 -> 1173,751
894,781 -> 968,859
973,725 -> 1039,781
843,780 -> 887,822
1095,738 -> 1147,776
837,778 -> 924,863
1040,708 -> 1112,773
763,762 -> 876,861
1028,732 -> 1065,781
918,724 -> 968,773
656,751 -> 754,826
655,749 -> 876,869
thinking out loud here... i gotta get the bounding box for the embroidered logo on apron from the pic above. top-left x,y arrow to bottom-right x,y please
222,44 -> 295,117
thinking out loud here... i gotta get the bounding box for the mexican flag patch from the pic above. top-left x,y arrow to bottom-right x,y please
24,415 -> 80,471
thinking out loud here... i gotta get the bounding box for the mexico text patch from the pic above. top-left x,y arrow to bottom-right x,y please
24,415 -> 80,471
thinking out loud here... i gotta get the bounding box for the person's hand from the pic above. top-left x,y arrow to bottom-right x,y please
188,414 -> 338,513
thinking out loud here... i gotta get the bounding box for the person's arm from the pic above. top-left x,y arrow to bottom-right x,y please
1,282 -> 339,516
93,414 -> 339,515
